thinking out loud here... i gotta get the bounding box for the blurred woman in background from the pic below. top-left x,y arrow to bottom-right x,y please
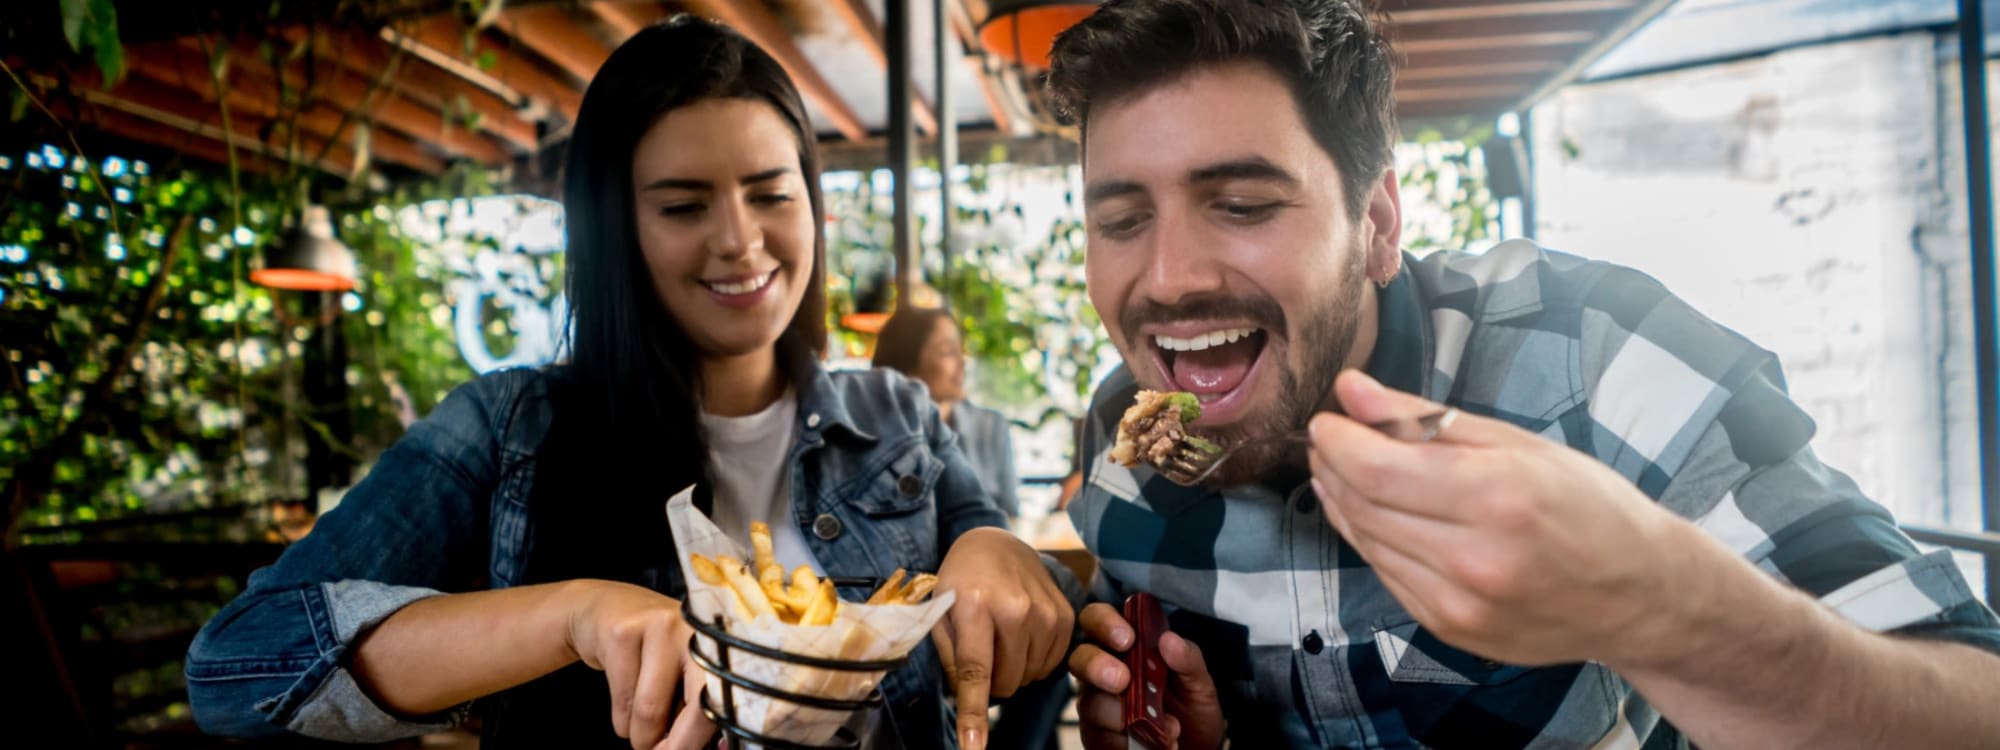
872,307 -> 1020,518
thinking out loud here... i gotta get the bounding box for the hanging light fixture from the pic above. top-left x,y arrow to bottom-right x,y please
251,205 -> 358,292
979,0 -> 1099,70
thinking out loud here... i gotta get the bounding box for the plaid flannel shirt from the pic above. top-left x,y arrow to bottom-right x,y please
1070,240 -> 2000,749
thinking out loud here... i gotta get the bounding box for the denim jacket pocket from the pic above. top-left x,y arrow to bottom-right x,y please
847,439 -> 945,518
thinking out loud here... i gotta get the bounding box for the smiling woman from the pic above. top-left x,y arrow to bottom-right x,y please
184,15 -> 1078,750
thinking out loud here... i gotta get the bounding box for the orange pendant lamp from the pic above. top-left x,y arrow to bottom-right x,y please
979,0 -> 1099,70
252,205 -> 358,292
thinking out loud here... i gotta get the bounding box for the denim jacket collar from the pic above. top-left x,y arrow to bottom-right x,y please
784,343 -> 879,445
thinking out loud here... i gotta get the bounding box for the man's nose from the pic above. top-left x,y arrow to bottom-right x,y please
1134,208 -> 1226,307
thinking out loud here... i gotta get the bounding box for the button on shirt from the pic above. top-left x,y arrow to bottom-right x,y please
1069,241 -> 2000,749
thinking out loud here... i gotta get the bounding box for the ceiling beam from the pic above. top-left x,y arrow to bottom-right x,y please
291,26 -> 539,152
1387,8 -> 1634,41
502,5 -> 615,83
394,16 -> 585,122
1398,59 -> 1564,82
1383,0 -> 1642,24
86,110 -> 275,176
127,44 -> 447,174
1395,30 -> 1597,53
947,0 -> 1015,135
40,70 -> 356,175
174,37 -> 513,165
678,0 -> 869,140
590,0 -> 658,42
826,0 -> 942,135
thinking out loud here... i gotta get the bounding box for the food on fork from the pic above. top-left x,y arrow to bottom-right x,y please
687,521 -> 939,626
1110,390 -> 1219,469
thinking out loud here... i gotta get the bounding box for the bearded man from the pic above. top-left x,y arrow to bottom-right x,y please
1054,1 -> 2000,748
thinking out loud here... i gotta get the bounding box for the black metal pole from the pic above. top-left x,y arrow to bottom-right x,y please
887,0 -> 917,304
1958,0 -> 2000,604
936,0 -> 958,295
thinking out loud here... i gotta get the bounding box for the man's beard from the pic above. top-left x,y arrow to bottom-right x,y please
1193,252 -> 1367,487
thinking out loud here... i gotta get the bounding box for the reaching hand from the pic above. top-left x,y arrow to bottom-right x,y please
932,527 -> 1076,750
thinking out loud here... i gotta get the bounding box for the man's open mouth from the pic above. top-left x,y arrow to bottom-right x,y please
1150,326 -> 1270,407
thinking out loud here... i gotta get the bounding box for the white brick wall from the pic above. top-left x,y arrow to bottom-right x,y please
1530,33 -> 1986,589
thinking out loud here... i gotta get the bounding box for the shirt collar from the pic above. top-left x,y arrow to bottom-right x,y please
1364,252 -> 1435,400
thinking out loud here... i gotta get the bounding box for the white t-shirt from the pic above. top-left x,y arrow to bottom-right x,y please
701,388 -> 823,575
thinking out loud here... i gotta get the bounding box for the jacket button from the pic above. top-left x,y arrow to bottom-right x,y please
1302,630 -> 1324,654
806,413 -> 822,429
1293,488 -> 1315,513
897,474 -> 922,497
812,513 -> 842,540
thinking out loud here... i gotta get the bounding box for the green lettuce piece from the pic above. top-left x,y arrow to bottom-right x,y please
1165,392 -> 1202,422
1182,434 -> 1222,455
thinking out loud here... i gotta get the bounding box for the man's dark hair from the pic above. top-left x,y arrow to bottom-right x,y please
1045,0 -> 1397,216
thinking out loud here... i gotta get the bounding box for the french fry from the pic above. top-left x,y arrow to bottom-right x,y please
867,569 -> 908,605
690,553 -> 754,620
897,574 -> 938,604
689,553 -> 727,585
800,578 -> 840,626
717,555 -> 779,620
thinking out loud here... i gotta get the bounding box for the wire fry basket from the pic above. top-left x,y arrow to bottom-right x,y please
680,581 -> 912,750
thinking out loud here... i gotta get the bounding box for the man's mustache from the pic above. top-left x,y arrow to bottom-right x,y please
1121,293 -> 1288,345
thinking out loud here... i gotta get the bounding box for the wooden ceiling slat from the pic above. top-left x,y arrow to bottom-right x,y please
45,71 -> 357,175
1396,30 -> 1596,54
1384,0 -> 1642,24
86,110 -> 274,176
826,0 -> 942,135
590,0 -> 656,43
948,0 -> 1014,135
1398,59 -> 1564,82
1389,9 -> 1632,42
186,37 -> 513,165
293,26 -> 539,152
403,16 -> 585,121
676,0 -> 870,141
503,6 -> 615,84
126,46 -> 447,174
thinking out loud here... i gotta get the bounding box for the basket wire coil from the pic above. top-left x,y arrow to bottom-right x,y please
680,578 -> 914,750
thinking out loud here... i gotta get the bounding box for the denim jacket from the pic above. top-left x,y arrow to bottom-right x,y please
186,352 -> 1074,748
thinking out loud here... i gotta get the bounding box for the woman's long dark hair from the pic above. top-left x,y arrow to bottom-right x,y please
494,19 -> 828,745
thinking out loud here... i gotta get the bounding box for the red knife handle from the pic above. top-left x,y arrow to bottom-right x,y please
1122,592 -> 1171,749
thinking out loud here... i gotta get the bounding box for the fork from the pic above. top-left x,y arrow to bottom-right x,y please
1158,408 -> 1455,486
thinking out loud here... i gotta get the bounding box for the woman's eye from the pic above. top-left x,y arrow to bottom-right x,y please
659,203 -> 703,217
753,193 -> 795,206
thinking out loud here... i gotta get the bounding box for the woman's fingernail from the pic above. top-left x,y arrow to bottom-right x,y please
962,727 -> 986,750
1112,625 -> 1132,649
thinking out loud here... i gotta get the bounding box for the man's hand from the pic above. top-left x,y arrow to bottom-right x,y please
933,527 -> 1075,750
1067,603 -> 1225,750
1307,369 -> 1687,669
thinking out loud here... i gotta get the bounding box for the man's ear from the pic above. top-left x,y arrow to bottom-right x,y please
1364,167 -> 1404,284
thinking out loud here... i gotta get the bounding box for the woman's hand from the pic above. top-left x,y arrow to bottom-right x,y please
561,580 -> 716,750
931,527 -> 1076,750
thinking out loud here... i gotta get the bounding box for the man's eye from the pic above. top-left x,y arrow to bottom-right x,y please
1218,202 -> 1280,221
1096,214 -> 1149,239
